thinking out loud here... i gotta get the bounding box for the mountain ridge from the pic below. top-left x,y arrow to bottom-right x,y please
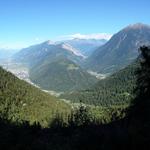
13,41 -> 85,67
61,38 -> 107,56
29,58 -> 98,92
84,23 -> 150,73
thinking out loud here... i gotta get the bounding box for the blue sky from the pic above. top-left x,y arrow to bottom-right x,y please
0,0 -> 150,49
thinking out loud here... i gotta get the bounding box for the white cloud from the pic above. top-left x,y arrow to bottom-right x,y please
59,33 -> 113,40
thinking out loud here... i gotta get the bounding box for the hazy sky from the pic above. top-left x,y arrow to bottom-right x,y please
0,0 -> 150,49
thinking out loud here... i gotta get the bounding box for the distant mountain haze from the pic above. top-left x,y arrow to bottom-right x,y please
0,49 -> 19,59
13,41 -> 85,67
60,38 -> 107,56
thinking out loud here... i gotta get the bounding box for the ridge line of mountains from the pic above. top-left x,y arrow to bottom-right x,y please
0,23 -> 150,121
10,23 -> 150,93
0,22 -> 150,149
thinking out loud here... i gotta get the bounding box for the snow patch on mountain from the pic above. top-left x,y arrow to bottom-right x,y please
61,43 -> 86,58
45,40 -> 55,45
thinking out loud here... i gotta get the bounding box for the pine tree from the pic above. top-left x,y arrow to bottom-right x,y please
129,46 -> 150,148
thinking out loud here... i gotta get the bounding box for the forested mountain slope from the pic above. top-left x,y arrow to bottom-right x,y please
0,67 -> 70,126
60,61 -> 139,106
29,58 -> 98,92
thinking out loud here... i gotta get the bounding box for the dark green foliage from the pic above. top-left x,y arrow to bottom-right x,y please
61,61 -> 138,106
73,105 -> 91,126
128,46 -> 150,148
68,104 -> 92,126
30,58 -> 98,92
0,107 -> 129,150
0,67 -> 70,126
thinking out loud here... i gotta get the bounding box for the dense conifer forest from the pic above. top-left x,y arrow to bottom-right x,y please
0,67 -> 70,126
60,61 -> 138,106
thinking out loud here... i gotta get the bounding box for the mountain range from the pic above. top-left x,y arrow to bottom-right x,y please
0,49 -> 19,59
12,23 -> 150,95
29,58 -> 98,92
84,23 -> 150,73
13,41 -> 98,92
61,38 -> 107,56
13,41 -> 85,67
